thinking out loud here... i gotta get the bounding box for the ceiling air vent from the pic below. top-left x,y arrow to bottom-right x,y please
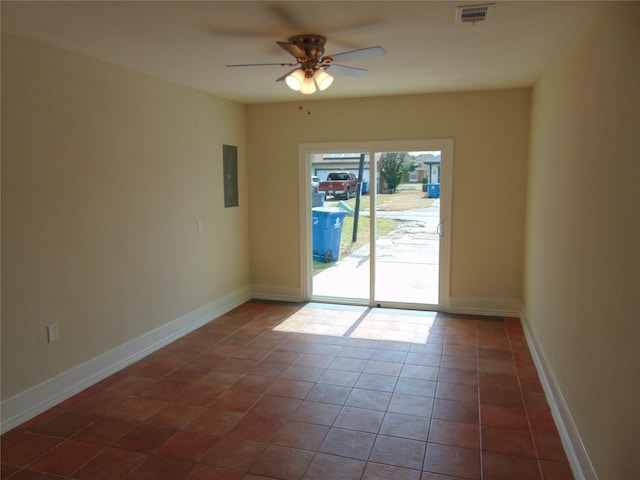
456,3 -> 494,24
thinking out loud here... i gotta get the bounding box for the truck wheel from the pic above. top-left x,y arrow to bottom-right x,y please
344,190 -> 350,200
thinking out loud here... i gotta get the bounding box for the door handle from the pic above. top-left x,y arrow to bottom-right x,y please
437,223 -> 443,237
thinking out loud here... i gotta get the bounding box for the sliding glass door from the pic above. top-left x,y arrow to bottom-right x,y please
309,151 -> 371,301
373,150 -> 441,306
301,140 -> 451,310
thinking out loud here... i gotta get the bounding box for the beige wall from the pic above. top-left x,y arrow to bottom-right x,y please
1,34 -> 250,400
247,89 -> 530,303
525,3 -> 640,478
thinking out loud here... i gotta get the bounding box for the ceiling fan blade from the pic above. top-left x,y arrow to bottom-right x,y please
329,64 -> 369,77
325,18 -> 382,34
277,41 -> 306,59
269,3 -> 306,31
276,68 -> 300,82
325,46 -> 386,63
210,27 -> 274,38
227,62 -> 296,67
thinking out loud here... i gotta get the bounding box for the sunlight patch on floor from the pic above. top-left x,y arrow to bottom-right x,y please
274,304 -> 440,344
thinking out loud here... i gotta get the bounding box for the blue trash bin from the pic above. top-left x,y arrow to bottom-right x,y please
427,183 -> 440,198
312,207 -> 347,263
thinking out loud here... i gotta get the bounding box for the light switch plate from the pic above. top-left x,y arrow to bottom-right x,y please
47,324 -> 59,343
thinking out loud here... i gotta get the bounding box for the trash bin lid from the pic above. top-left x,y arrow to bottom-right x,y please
312,207 -> 344,214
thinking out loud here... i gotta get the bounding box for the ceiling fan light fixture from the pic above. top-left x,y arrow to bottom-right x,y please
314,69 -> 334,91
228,34 -> 386,95
285,69 -> 305,91
300,74 -> 317,94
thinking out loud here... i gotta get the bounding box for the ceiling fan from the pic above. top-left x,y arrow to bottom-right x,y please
226,34 -> 385,94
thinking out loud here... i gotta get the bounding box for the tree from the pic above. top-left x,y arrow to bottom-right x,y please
379,152 -> 417,192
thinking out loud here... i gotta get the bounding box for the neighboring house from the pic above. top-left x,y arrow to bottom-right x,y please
312,152 -> 441,189
311,153 -> 370,183
312,153 -> 372,192
415,152 -> 441,184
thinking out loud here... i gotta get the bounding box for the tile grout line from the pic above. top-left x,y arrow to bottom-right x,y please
477,318 -> 485,480
3,305 -> 570,479
507,317 -> 545,480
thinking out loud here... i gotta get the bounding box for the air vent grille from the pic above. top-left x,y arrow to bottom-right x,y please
456,4 -> 493,24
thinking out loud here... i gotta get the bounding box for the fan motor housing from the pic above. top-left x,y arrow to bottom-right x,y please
289,34 -> 326,60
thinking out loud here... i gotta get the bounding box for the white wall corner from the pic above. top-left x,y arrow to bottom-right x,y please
0,286 -> 252,434
519,309 -> 598,480
251,284 -> 305,303
446,296 -> 523,317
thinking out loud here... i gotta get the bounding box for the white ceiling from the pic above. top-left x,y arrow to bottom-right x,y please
1,1 -> 591,104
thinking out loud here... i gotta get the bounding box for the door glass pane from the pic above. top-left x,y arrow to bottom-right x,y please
374,151 -> 440,305
311,152 -> 370,301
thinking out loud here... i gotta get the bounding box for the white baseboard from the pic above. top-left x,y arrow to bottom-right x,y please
519,311 -> 598,480
249,291 -> 523,317
0,286 -> 252,434
251,284 -> 304,303
446,296 -> 523,317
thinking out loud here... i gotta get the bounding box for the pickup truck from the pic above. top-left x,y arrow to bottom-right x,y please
318,172 -> 358,200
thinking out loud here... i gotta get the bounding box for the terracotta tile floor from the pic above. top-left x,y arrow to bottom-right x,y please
1,301 -> 574,479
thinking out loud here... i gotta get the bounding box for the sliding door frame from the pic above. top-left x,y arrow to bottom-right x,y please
299,139 -> 453,310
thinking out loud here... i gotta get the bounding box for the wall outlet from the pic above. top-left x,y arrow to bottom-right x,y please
47,324 -> 59,343
197,219 -> 204,232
